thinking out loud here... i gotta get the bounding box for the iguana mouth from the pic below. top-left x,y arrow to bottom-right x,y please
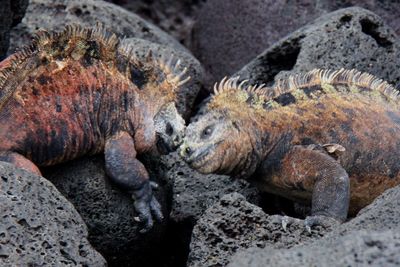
189,147 -> 213,170
185,140 -> 224,172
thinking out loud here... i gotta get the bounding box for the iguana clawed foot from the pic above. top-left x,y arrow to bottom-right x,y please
281,215 -> 340,233
281,215 -> 302,231
304,215 -> 341,234
132,181 -> 164,233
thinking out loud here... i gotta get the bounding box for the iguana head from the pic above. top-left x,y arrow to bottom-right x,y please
180,77 -> 269,176
154,102 -> 185,154
179,110 -> 243,174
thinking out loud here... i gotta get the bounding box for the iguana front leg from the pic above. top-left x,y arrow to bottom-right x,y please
105,131 -> 163,233
275,145 -> 350,232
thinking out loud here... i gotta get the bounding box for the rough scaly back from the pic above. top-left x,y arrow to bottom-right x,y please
207,69 -> 398,117
0,24 -> 190,110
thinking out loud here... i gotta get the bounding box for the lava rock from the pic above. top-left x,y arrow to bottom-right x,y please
165,154 -> 260,223
191,0 -> 324,81
187,193 -> 325,267
106,0 -> 205,45
0,162 -> 106,266
227,184 -> 400,267
192,1 -> 400,82
44,155 -> 168,267
8,0 -> 189,55
157,153 -> 260,267
322,0 -> 400,37
228,229 -> 400,267
236,7 -> 400,88
0,0 -> 28,59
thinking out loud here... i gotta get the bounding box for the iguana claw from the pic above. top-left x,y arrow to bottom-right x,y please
132,181 -> 164,233
281,215 -> 290,231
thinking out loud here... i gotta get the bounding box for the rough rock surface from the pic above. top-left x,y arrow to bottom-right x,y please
191,0 -> 324,81
106,0 -> 206,45
8,0 -> 188,55
166,154 -> 260,223
44,155 -> 168,267
192,1 -> 400,82
154,153 -> 259,266
0,0 -> 28,59
229,229 -> 400,267
229,184 -> 400,267
0,162 -> 106,266
190,183 -> 400,267
235,7 -> 400,88
187,193 -> 326,267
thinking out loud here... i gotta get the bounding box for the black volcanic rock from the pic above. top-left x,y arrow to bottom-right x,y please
0,162 -> 106,266
236,7 -> 400,88
0,0 -> 28,59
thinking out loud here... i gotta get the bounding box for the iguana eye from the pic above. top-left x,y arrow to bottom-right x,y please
166,122 -> 174,136
201,125 -> 214,139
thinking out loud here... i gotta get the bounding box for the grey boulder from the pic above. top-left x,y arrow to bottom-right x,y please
187,193 -> 325,267
8,0 -> 188,54
0,0 -> 28,58
236,7 -> 400,88
0,162 -> 106,266
192,1 -> 400,82
45,155 -> 168,267
228,184 -> 400,267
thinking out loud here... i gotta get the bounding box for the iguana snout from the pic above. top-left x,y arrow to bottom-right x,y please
154,102 -> 185,154
180,111 -> 245,174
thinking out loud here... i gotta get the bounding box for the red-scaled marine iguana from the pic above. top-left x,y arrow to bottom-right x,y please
0,24 -> 191,232
180,69 -> 400,231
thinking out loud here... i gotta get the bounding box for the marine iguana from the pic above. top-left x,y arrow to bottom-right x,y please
0,24 -> 191,232
180,69 -> 400,230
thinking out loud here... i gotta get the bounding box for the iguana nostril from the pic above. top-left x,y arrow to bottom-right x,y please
185,147 -> 193,156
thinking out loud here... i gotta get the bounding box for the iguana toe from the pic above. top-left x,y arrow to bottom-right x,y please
281,215 -> 302,232
132,181 -> 163,233
304,215 -> 340,234
281,215 -> 290,232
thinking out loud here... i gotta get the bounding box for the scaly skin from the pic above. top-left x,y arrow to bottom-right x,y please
180,69 -> 400,230
0,24 -> 191,232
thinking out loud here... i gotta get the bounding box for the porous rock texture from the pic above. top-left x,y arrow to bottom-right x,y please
192,0 -> 400,81
157,153 -> 260,266
8,0 -> 188,54
166,154 -> 260,223
187,183 -> 400,267
0,0 -> 28,59
106,0 -> 206,45
235,7 -> 400,88
229,230 -> 400,267
44,155 -> 168,267
0,162 -> 106,266
228,184 -> 400,267
187,193 -> 326,267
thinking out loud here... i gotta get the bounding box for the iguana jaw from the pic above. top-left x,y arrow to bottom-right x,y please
180,143 -> 221,173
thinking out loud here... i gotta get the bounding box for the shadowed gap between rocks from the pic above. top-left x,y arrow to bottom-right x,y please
360,18 -> 393,48
257,36 -> 303,85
